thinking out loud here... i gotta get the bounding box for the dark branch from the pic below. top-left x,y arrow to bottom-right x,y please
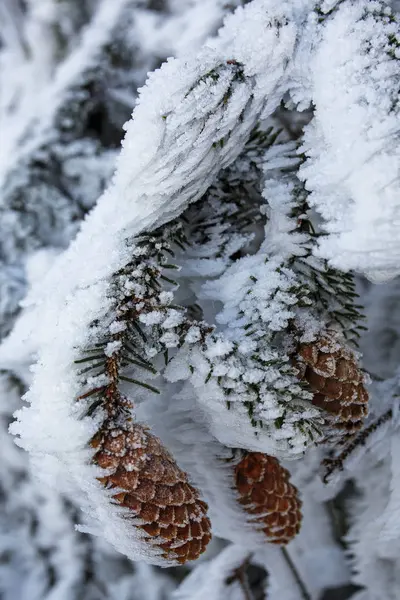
281,547 -> 311,600
322,409 -> 393,483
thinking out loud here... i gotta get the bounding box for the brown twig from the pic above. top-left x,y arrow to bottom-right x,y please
226,555 -> 256,600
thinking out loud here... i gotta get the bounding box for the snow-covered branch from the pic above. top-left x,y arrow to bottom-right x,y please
294,0 -> 400,282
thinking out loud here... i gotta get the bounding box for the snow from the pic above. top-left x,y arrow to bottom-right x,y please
149,382 -> 304,535
296,0 -> 400,281
173,544 -> 251,600
8,0 -> 309,564
3,0 -> 400,595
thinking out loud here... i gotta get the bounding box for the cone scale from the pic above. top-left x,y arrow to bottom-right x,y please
295,335 -> 369,440
235,452 -> 302,545
92,423 -> 211,564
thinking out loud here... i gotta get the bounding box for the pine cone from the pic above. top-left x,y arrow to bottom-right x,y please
295,335 -> 369,440
235,452 -> 302,544
91,423 -> 211,564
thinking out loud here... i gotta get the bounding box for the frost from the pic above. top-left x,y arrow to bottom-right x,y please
160,310 -> 184,329
109,320 -> 127,334
173,544 -> 251,600
159,332 -> 180,348
3,0 -> 400,597
10,0 -> 307,564
104,341 -> 122,357
204,338 -> 234,359
295,0 -> 400,281
138,312 -> 164,326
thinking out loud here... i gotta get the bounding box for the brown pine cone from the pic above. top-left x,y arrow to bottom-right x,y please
91,423 -> 211,564
295,335 -> 369,440
235,452 -> 302,544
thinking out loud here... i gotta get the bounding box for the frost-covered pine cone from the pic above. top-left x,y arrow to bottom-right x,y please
294,335 -> 369,441
92,423 -> 211,564
235,452 -> 302,545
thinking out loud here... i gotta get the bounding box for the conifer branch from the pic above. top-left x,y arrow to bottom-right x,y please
322,409 -> 393,483
77,125 -> 280,426
76,220 -> 212,426
297,0 -> 400,281
10,1 -> 390,582
179,138 -> 367,452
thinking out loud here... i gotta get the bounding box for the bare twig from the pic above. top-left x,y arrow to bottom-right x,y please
226,555 -> 256,600
281,547 -> 311,600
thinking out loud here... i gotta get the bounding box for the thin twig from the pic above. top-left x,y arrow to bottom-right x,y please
281,547 -> 311,600
226,555 -> 256,600
322,409 -> 393,482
